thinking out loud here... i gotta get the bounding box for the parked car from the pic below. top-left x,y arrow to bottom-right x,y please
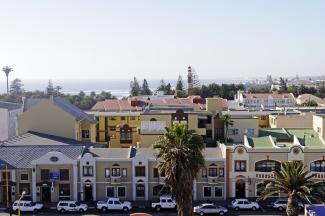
56,200 -> 88,213
231,199 -> 260,211
272,199 -> 304,211
193,203 -> 228,215
151,195 -> 177,212
12,200 -> 43,212
96,197 -> 132,212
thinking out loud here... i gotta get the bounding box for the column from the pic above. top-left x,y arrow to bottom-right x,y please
32,165 -> 37,202
73,164 -> 78,201
192,180 -> 197,201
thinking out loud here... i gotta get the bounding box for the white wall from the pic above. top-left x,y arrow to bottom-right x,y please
0,108 -> 9,141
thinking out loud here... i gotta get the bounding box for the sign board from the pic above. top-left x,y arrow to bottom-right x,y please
49,172 -> 60,181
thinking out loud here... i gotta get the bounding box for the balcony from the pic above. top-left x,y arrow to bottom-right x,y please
255,172 -> 274,179
111,176 -> 121,184
311,172 -> 325,179
207,176 -> 223,184
141,121 -> 166,134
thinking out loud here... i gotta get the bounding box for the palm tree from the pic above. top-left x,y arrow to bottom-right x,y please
258,161 -> 325,216
2,66 -> 13,94
221,114 -> 233,143
154,123 -> 205,216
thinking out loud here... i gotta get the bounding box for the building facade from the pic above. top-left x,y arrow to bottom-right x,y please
0,101 -> 22,141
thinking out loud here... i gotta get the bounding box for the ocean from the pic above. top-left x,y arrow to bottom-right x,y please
0,79 -> 248,98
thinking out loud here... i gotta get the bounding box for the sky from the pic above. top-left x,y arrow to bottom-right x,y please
0,0 -> 324,82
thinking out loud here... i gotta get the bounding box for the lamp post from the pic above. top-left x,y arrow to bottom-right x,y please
17,191 -> 26,216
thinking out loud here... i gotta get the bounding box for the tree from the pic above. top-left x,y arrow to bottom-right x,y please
46,80 -> 55,96
302,99 -> 318,107
279,77 -> 288,93
258,161 -> 325,216
221,114 -> 234,143
164,83 -> 173,95
54,86 -> 62,97
2,66 -> 13,94
9,78 -> 24,96
140,79 -> 152,95
176,75 -> 184,91
154,124 -> 205,216
156,79 -> 166,93
130,77 -> 141,96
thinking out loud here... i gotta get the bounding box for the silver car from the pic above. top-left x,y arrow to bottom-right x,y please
193,203 -> 228,215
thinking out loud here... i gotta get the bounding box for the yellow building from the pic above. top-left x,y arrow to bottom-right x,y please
18,97 -> 97,142
87,111 -> 141,148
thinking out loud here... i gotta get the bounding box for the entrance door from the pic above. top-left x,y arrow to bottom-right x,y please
235,179 -> 246,198
41,187 -> 51,202
84,185 -> 93,201
1,186 -> 12,206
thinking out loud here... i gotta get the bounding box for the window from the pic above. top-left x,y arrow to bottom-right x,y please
81,130 -> 90,139
150,118 -> 157,121
59,184 -> 70,198
122,168 -> 127,178
255,160 -> 280,172
260,116 -> 267,120
153,168 -> 159,178
310,160 -> 325,172
317,127 -> 321,133
135,166 -> 145,177
203,186 -> 212,197
105,168 -> 110,178
214,187 -> 223,197
130,116 -> 136,120
235,161 -> 246,172
228,129 -> 238,136
219,168 -> 224,177
121,116 -> 126,120
20,174 -> 28,181
83,166 -> 93,177
136,184 -> 145,198
19,183 -> 30,195
120,125 -> 132,143
112,168 -> 120,177
60,169 -> 69,181
202,168 -> 207,177
256,182 -> 265,196
106,187 -> 115,197
246,129 -> 254,136
108,117 -> 116,121
208,168 -> 217,177
117,186 -> 126,197
109,126 -> 116,131
41,169 -> 49,181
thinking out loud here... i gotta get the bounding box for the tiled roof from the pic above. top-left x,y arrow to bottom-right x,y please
0,101 -> 22,111
242,93 -> 294,99
0,145 -> 84,168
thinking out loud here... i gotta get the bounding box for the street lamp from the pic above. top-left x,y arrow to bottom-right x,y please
17,191 -> 26,216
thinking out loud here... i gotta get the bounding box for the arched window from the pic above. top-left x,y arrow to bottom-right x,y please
255,160 -> 280,172
120,124 -> 132,144
150,118 -> 157,121
136,182 -> 145,198
310,160 -> 325,172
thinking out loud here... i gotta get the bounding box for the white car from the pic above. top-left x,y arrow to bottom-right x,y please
231,199 -> 260,211
151,195 -> 177,212
12,200 -> 43,212
57,200 -> 88,213
96,197 -> 132,212
193,203 -> 228,215
272,199 -> 304,211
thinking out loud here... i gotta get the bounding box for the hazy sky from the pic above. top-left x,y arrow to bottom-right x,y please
0,0 -> 324,82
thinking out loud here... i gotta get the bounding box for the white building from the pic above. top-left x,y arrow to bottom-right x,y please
0,101 -> 22,141
235,91 -> 295,109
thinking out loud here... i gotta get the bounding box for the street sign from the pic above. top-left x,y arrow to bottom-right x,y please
49,172 -> 60,181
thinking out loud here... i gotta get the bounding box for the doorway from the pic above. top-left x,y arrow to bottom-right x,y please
235,179 -> 246,198
84,185 -> 93,201
41,187 -> 51,202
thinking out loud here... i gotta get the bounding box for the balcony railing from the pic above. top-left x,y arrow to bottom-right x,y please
255,172 -> 274,179
111,176 -> 122,184
207,176 -> 223,184
311,172 -> 325,179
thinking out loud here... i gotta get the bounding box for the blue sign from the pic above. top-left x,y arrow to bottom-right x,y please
49,172 -> 60,180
